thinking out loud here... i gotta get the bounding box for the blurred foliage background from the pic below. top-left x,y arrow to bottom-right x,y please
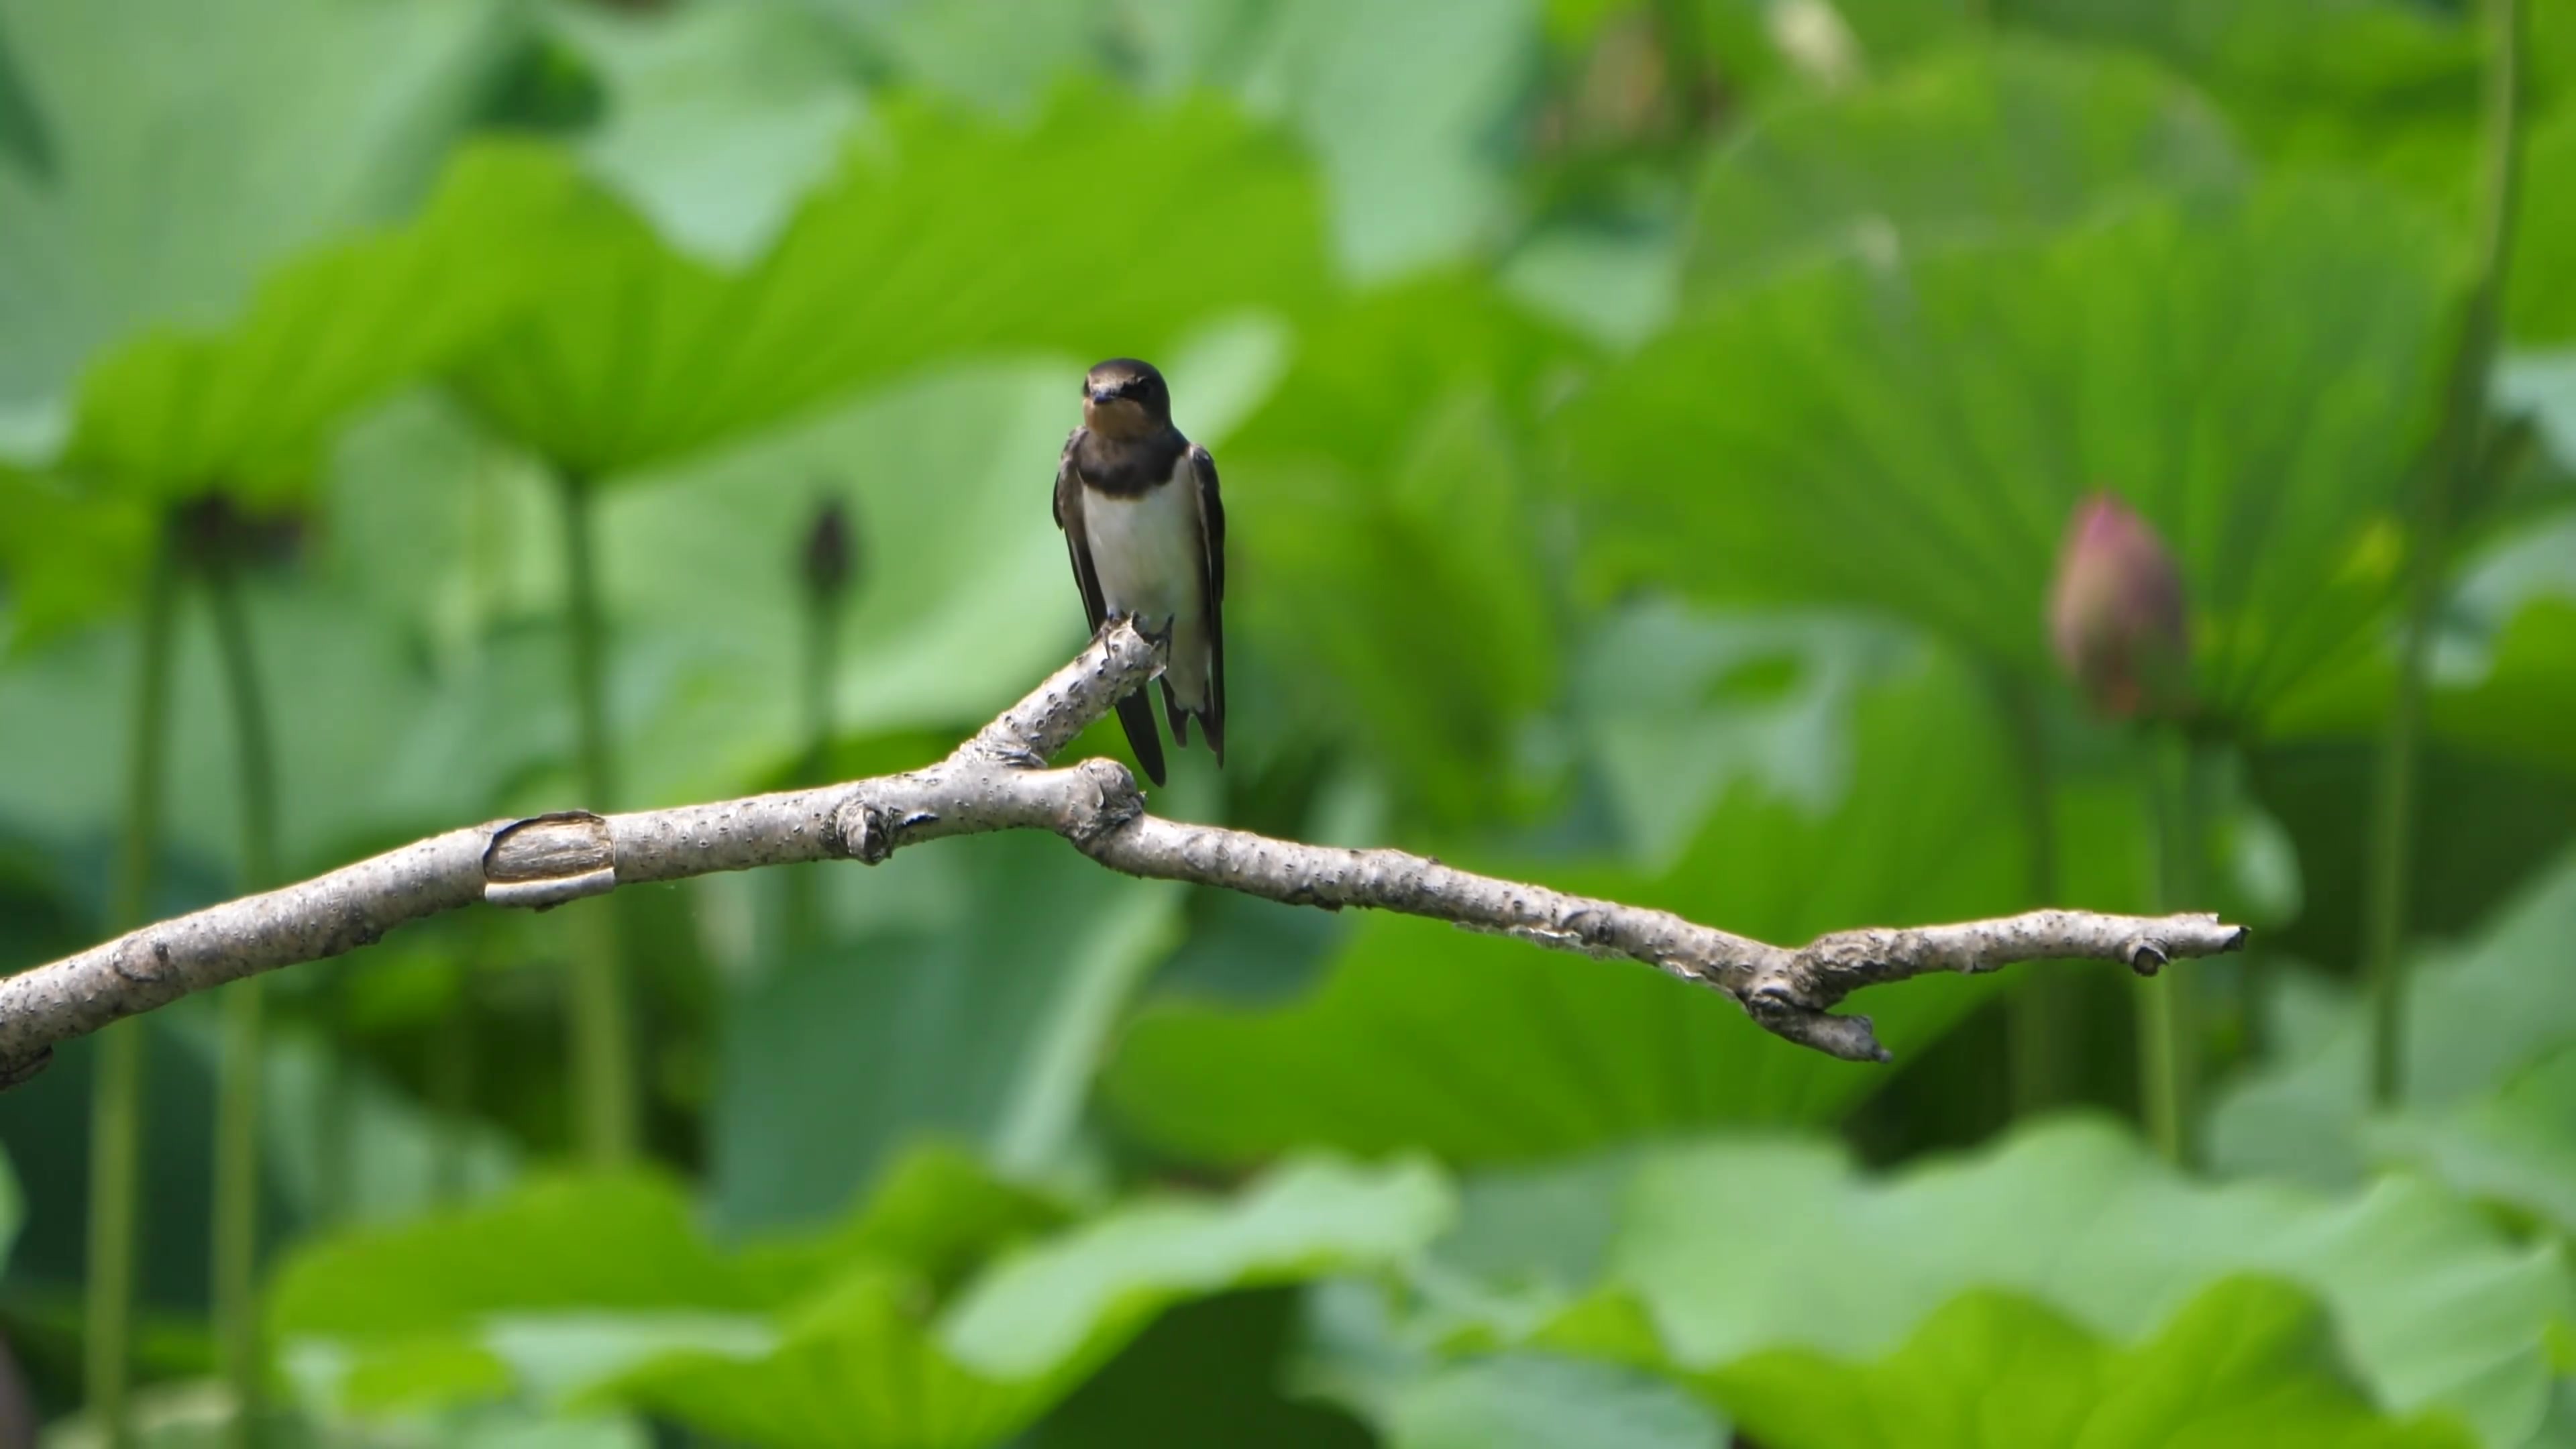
0,0 -> 2573,1444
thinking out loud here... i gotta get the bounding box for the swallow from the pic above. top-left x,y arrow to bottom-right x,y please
1053,358 -> 1224,787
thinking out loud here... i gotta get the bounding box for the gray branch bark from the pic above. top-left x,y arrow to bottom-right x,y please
0,622 -> 2249,1086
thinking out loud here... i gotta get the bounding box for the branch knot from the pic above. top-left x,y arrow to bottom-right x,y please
838,801 -> 895,865
482,812 -> 618,910
1067,757 -> 1147,849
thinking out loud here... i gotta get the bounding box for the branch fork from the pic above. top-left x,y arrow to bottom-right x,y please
0,622 -> 2249,1085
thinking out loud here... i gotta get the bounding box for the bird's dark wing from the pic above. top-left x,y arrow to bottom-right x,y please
1187,441 -> 1225,763
1056,429 -> 1167,786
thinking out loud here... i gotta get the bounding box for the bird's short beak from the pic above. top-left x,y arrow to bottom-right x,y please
1089,387 -> 1120,407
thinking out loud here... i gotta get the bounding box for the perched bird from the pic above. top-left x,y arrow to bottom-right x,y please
1053,358 -> 1226,787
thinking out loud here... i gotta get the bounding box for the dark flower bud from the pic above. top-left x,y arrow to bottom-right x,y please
2047,491 -> 2192,721
802,496 -> 859,603
174,493 -> 304,572
174,494 -> 240,561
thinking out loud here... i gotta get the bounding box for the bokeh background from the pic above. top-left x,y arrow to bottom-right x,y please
2,0 -> 2574,1444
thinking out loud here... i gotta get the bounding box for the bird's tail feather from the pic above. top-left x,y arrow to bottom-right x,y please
1115,690 -> 1166,787
1159,679 -> 1222,766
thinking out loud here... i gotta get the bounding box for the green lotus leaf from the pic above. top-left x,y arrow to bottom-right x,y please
1684,38 -> 2242,302
0,0 -> 518,463
1421,1118 -> 2564,1447
1566,176 -> 2450,727
61,145 -> 566,500
449,82 -> 1328,480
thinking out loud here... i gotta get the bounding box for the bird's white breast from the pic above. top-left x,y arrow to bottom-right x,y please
1084,461 -> 1201,629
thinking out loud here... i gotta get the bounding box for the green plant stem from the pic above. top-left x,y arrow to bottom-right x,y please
2135,977 -> 2184,1165
2363,0 -> 2527,1109
431,985 -> 474,1203
311,971 -> 352,1225
1992,673 -> 2069,1117
2236,941 -> 2271,1071
2139,730 -> 2206,1168
801,581 -> 841,790
202,544 -> 278,1449
555,466 -> 637,1163
85,527 -> 179,1449
1646,0 -> 1716,133
781,583 -> 842,951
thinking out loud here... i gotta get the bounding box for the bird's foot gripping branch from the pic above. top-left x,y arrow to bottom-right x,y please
0,621 -> 2249,1085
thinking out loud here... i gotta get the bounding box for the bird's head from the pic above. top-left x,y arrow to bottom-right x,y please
1081,358 -> 1171,439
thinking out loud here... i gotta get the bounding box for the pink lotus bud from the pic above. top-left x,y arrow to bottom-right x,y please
2048,492 -> 2192,720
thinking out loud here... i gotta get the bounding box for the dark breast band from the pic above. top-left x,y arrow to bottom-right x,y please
1075,426 -> 1189,497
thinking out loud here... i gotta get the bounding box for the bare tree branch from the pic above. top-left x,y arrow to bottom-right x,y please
0,621 -> 2249,1087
